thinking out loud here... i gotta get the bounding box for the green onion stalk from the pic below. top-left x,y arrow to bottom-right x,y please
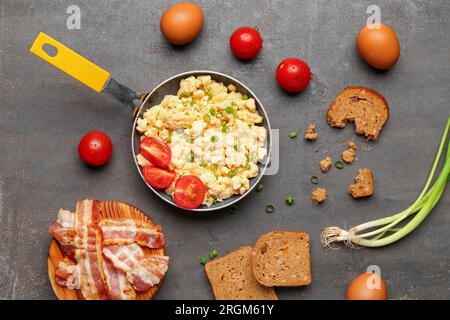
321,117 -> 450,248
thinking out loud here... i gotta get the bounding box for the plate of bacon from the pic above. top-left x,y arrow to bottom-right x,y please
48,199 -> 169,300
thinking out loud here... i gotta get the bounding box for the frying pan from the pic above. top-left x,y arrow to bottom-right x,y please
30,32 -> 272,212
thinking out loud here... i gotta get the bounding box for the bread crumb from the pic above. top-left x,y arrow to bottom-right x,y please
305,124 -> 318,141
311,187 -> 327,205
348,168 -> 374,198
319,157 -> 332,173
342,141 -> 358,164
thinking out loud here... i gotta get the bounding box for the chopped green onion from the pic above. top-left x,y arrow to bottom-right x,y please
187,151 -> 194,162
225,106 -> 235,114
310,176 -> 319,184
222,124 -> 230,133
265,205 -> 275,214
209,249 -> 218,258
242,94 -> 249,100
289,131 -> 298,139
234,144 -> 239,151
181,92 -> 191,98
245,164 -> 251,170
334,161 -> 344,169
211,163 -> 218,171
229,170 -> 237,178
231,102 -> 237,107
209,109 -> 216,116
208,92 -> 214,99
200,257 -> 207,265
212,199 -> 221,205
285,196 -> 295,205
200,160 -> 207,167
255,184 -> 264,192
211,135 -> 218,142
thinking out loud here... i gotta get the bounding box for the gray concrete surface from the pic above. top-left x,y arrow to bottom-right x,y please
1,0 -> 449,300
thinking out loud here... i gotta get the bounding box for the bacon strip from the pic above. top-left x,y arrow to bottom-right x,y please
103,244 -> 169,292
74,200 -> 108,300
48,209 -> 77,246
103,259 -> 136,300
55,258 -> 80,290
99,218 -> 166,249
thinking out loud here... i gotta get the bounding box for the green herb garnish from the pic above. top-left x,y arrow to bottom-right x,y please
225,106 -> 235,114
209,249 -> 218,259
222,124 -> 230,133
335,161 -> 344,169
181,92 -> 191,98
229,170 -> 237,178
200,257 -> 207,265
209,109 -> 216,116
211,135 -> 218,142
285,196 -> 295,205
242,94 -> 249,100
289,131 -> 298,139
255,184 -> 264,192
310,176 -> 319,184
265,205 -> 275,214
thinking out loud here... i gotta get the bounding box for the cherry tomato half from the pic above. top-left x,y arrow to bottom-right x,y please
78,131 -> 113,166
142,166 -> 176,189
276,58 -> 311,93
173,175 -> 206,209
229,26 -> 263,60
139,137 -> 172,168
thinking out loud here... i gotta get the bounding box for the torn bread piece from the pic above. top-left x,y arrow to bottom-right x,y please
319,156 -> 332,172
342,141 -> 358,164
205,246 -> 278,300
252,231 -> 312,287
311,187 -> 327,205
305,124 -> 318,141
327,87 -> 389,141
348,168 -> 374,198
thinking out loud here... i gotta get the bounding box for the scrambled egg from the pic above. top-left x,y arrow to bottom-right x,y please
136,75 -> 267,206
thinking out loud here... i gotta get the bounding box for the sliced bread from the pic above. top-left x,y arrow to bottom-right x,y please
327,86 -> 389,140
252,231 -> 312,287
205,246 -> 278,300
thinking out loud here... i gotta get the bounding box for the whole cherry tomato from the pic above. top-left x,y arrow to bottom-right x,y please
78,131 -> 113,166
276,58 -> 311,93
173,175 -> 206,209
229,26 -> 263,60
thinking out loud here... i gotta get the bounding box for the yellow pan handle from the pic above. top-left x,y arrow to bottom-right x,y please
30,32 -> 110,93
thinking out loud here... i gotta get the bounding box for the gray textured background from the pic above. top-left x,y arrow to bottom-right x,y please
1,0 -> 449,300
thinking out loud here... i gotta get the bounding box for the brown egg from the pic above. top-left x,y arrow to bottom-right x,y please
160,2 -> 204,45
346,272 -> 388,300
357,23 -> 400,70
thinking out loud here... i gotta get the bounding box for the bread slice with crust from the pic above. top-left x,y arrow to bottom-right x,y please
327,86 -> 389,141
205,246 -> 278,300
251,231 -> 311,287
